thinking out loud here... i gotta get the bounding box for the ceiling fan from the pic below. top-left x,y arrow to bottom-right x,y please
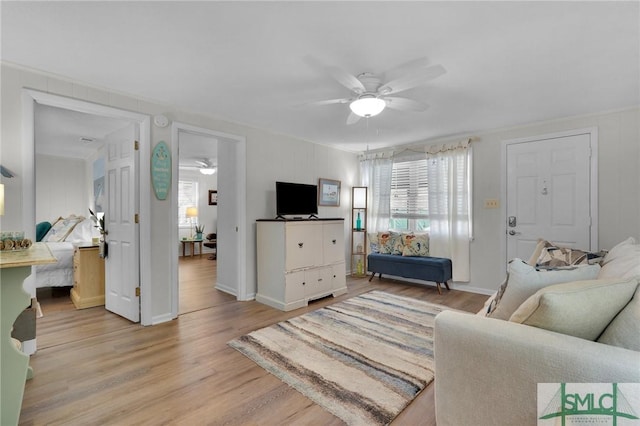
182,158 -> 217,175
305,57 -> 446,125
195,159 -> 216,175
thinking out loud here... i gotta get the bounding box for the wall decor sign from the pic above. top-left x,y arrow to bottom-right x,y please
151,140 -> 171,200
318,178 -> 341,207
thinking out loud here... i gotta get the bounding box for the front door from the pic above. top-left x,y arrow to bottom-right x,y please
505,131 -> 595,262
104,124 -> 140,322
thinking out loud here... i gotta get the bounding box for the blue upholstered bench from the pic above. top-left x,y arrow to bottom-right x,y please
367,253 -> 452,294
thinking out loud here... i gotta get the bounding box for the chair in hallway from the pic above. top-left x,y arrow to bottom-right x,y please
204,233 -> 217,260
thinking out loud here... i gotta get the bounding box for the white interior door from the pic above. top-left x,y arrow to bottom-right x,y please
104,124 -> 140,322
506,133 -> 594,262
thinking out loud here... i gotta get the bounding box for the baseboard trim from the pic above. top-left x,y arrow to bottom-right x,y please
367,273 -> 496,296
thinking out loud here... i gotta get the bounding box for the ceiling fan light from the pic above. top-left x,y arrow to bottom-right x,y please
199,168 -> 216,175
350,96 -> 386,117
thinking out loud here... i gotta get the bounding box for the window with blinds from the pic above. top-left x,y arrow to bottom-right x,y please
390,159 -> 430,231
178,179 -> 198,227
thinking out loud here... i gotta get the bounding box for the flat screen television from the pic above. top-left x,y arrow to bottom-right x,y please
276,181 -> 318,218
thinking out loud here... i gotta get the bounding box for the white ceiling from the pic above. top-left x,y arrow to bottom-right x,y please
35,104 -> 129,159
4,2 -> 639,153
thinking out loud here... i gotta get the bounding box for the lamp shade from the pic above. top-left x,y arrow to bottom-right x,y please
0,183 -> 4,216
199,168 -> 216,175
350,96 -> 386,117
353,186 -> 367,209
186,206 -> 198,218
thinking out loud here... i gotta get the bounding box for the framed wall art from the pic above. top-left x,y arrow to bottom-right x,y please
318,178 -> 341,207
208,190 -> 218,205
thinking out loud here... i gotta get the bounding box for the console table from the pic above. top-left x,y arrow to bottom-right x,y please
1,243 -> 56,425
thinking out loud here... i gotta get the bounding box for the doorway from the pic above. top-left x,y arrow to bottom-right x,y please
176,131 -> 220,314
22,89 -> 153,325
502,128 -> 598,263
170,123 -> 247,319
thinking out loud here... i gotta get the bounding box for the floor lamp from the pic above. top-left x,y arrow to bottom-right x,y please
186,206 -> 198,239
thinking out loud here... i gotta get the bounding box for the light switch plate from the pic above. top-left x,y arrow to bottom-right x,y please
484,198 -> 500,209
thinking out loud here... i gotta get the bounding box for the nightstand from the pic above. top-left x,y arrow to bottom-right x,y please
70,245 -> 105,309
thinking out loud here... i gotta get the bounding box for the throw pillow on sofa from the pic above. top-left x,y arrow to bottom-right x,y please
598,237 -> 640,279
509,277 -> 639,341
598,284 -> 640,351
487,259 -> 601,320
528,239 -> 604,267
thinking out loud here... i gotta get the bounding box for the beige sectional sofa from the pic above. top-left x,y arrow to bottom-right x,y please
434,238 -> 640,426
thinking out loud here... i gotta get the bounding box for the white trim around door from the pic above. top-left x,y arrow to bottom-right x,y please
22,89 -> 154,325
500,127 -> 598,269
170,122 -> 247,319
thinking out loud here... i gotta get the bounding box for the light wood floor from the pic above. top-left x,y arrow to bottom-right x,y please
21,258 -> 488,425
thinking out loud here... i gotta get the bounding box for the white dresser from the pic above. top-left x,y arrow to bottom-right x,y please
256,219 -> 347,311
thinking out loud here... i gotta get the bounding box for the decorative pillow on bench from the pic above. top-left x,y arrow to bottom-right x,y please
378,231 -> 403,255
369,231 -> 431,257
401,233 -> 429,257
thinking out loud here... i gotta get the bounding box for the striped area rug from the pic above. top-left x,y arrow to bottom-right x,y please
228,290 -> 450,425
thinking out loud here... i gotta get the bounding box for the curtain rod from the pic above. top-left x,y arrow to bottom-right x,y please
360,136 -> 478,160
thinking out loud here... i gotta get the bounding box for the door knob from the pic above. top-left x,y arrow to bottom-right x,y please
508,230 -> 521,236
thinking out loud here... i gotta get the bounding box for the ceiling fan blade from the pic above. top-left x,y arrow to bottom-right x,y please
304,56 -> 365,94
383,57 -> 430,78
304,98 -> 351,107
194,160 -> 208,167
346,112 -> 361,125
384,97 -> 430,112
326,66 -> 366,94
378,64 -> 446,95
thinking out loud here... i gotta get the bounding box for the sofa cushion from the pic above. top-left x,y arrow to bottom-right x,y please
487,260 -> 601,320
597,284 -> 640,350
598,237 -> 640,279
509,277 -> 639,341
401,233 -> 429,257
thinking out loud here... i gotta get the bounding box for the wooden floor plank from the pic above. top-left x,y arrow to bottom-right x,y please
21,258 -> 488,425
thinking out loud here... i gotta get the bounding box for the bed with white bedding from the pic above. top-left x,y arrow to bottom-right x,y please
34,216 -> 101,288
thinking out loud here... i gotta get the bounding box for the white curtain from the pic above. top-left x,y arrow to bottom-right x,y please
427,140 -> 472,282
360,156 -> 392,232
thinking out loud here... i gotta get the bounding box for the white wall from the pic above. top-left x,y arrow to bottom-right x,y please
243,130 -> 358,295
1,63 -> 358,321
35,154 -> 88,223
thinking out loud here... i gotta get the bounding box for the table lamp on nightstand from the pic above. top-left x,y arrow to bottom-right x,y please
186,206 -> 198,239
